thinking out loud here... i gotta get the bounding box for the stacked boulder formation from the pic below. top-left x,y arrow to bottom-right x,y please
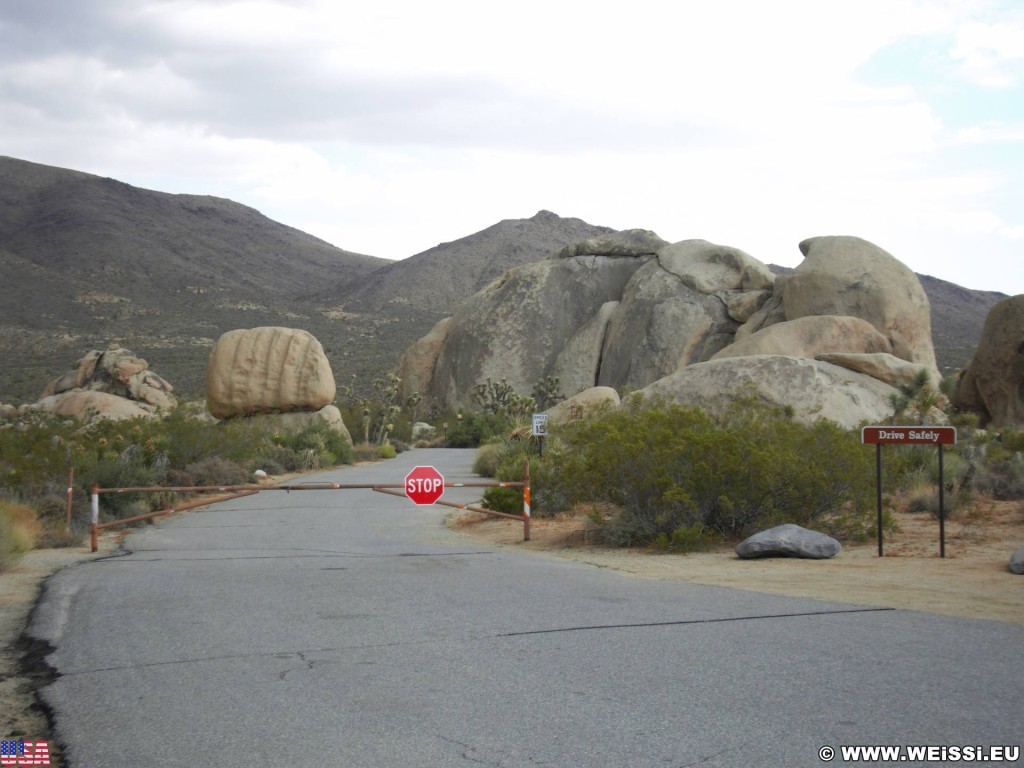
31,347 -> 176,423
397,233 -> 942,429
205,327 -> 351,443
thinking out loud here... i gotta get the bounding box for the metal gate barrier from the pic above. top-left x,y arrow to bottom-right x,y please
87,462 -> 531,551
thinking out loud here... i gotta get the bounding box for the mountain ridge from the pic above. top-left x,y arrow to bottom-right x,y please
0,156 -> 1009,406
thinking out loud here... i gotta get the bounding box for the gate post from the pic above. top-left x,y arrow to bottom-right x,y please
90,483 -> 99,553
523,458 -> 531,542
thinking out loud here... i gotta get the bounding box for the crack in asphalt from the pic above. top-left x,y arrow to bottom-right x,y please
497,607 -> 895,636
49,607 -> 895,677
436,734 -> 510,767
276,651 -> 316,681
96,549 -> 494,562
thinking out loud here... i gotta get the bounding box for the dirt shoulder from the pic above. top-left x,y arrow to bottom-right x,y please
0,532 -> 121,751
447,502 -> 1024,625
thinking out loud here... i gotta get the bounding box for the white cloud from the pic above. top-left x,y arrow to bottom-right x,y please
0,0 -> 1022,294
951,13 -> 1024,87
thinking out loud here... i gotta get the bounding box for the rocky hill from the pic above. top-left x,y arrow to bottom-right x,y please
316,210 -> 614,319
0,156 -> 1009,406
0,158 -> 616,403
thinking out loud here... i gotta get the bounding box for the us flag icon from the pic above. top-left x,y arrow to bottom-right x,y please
0,740 -> 50,766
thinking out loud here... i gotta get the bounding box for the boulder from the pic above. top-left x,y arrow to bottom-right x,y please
396,317 -> 455,404
779,236 -> 938,373
635,355 -> 900,429
816,352 -> 941,389
712,316 -> 893,361
206,327 -> 336,419
1010,546 -> 1024,575
544,387 -> 620,425
423,256 -> 645,410
127,370 -> 176,410
395,232 -> 936,427
34,390 -> 154,423
736,524 -> 841,559
554,229 -> 668,259
552,301 -> 619,396
657,239 -> 775,294
954,295 -> 1024,428
598,259 -> 739,390
41,347 -> 176,410
721,289 -> 773,324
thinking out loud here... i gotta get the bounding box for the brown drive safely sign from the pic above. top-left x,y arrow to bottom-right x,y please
861,426 -> 957,445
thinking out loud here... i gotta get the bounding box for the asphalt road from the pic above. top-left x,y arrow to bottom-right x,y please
29,448 -> 1023,767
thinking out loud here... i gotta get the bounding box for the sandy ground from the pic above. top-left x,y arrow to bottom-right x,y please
447,501 -> 1024,625
1,493 -> 1021,758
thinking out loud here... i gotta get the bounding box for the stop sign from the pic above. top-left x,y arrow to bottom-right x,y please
404,465 -> 445,505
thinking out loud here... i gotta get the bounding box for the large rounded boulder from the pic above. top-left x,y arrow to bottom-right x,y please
774,236 -> 938,373
598,259 -> 740,391
206,327 -> 336,419
954,295 -> 1024,427
635,355 -> 900,429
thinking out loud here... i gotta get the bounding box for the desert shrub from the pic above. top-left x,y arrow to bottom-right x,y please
274,423 -> 353,468
899,481 -> 962,520
185,457 -> 250,487
472,441 -> 504,477
973,455 -> 1024,500
654,523 -> 721,552
482,486 -> 523,515
883,445 -> 935,489
551,401 -> 875,548
445,412 -> 508,448
475,437 -> 571,518
32,494 -> 69,528
903,480 -> 941,515
36,527 -> 82,549
82,453 -> 160,517
998,428 -> 1024,455
164,468 -> 195,487
351,442 -> 379,462
252,444 -> 305,473
378,442 -> 397,459
0,499 -> 40,570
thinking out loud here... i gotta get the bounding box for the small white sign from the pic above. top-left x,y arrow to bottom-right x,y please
531,413 -> 549,437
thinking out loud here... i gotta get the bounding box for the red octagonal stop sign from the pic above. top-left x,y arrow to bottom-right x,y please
404,465 -> 445,505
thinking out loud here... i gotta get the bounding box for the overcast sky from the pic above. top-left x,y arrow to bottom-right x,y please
2,0 -> 1022,295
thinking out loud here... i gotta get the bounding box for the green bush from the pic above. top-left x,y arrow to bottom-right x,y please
472,441 -> 504,477
974,455 -> 1024,500
445,412 -> 508,448
551,401 -> 876,548
482,486 -> 523,515
495,450 -> 570,518
274,423 -> 353,467
185,457 -> 250,487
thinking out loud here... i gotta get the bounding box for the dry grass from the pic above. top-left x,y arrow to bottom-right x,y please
0,501 -> 41,570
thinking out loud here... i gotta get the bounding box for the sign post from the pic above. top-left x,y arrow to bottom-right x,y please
404,465 -> 445,506
861,426 -> 957,557
532,413 -> 549,457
